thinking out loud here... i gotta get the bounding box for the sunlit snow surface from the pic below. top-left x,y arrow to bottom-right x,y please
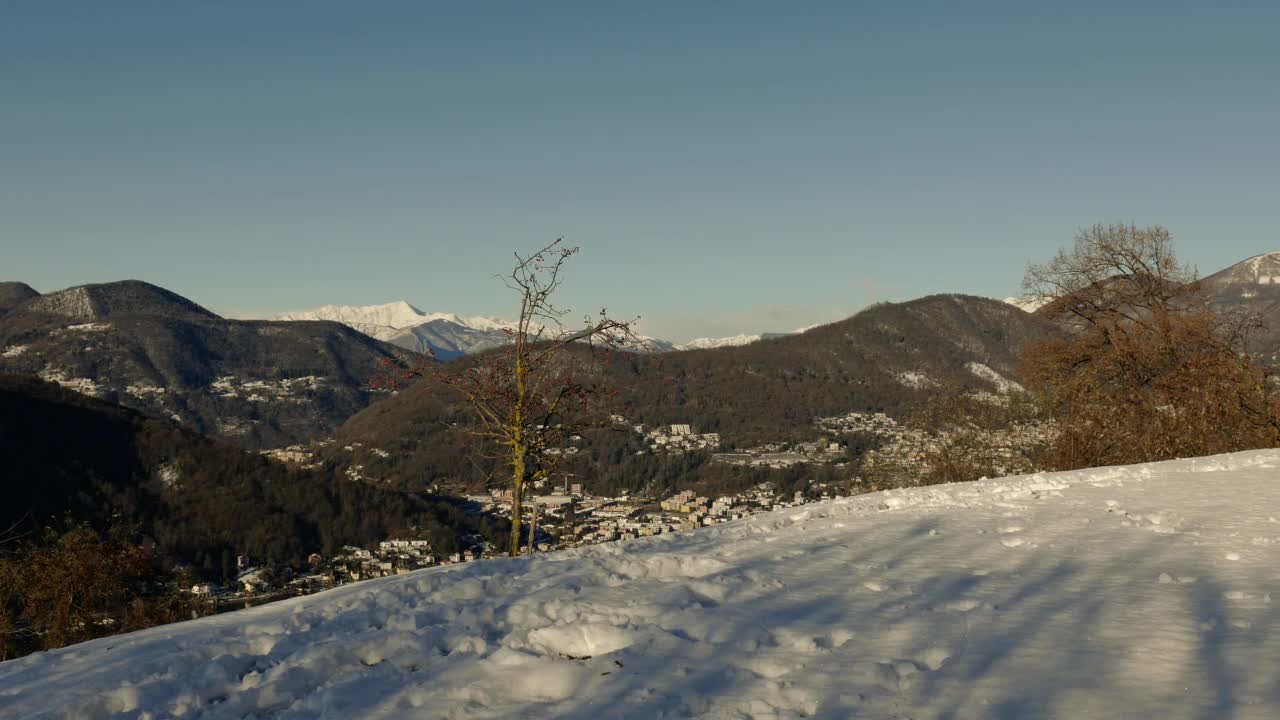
6,452 -> 1280,719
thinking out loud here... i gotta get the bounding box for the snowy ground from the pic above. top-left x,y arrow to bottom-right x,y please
5,452 -> 1280,719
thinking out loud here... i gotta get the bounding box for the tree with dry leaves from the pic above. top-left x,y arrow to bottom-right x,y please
0,526 -> 193,659
380,240 -> 638,556
908,381 -> 1049,486
1021,223 -> 1280,469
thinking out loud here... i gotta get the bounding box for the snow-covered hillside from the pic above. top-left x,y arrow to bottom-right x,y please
1203,251 -> 1280,287
8,452 -> 1280,719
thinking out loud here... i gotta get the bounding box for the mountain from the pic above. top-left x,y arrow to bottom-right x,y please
1201,252 -> 1280,358
0,373 -> 505,574
329,294 -> 1049,494
1202,251 -> 1280,289
385,319 -> 512,361
0,282 -> 39,317
7,449 -> 1278,719
270,300 -> 816,357
271,302 -> 514,360
19,279 -> 218,322
0,281 -> 412,448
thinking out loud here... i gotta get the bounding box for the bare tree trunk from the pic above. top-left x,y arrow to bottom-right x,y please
510,454 -> 524,557
527,501 -> 539,555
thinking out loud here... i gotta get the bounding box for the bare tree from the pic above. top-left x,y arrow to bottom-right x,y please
381,240 -> 638,556
1021,223 -> 1280,468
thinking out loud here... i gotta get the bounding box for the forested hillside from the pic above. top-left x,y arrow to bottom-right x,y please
0,374 -> 506,577
327,294 -> 1049,495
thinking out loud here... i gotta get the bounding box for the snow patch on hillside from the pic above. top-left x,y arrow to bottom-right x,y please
967,362 -> 1024,394
37,368 -> 103,397
60,322 -> 112,333
894,370 -> 937,389
5,450 -> 1280,718
209,375 -> 328,402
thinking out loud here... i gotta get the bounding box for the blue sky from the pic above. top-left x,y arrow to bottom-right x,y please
4,2 -> 1279,341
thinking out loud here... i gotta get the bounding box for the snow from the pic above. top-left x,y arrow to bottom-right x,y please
269,302 -> 823,356
1205,252 -> 1280,287
125,383 -> 167,398
965,362 -> 1025,394
674,323 -> 814,351
63,322 -> 112,332
676,334 -> 765,351
37,368 -> 103,397
894,370 -> 937,389
1002,295 -> 1048,313
6,451 -> 1280,718
270,302 -> 513,341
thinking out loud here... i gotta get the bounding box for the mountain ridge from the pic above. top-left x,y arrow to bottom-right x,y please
328,293 -> 1049,495
21,279 -> 219,322
0,282 -> 39,316
0,280 -> 412,448
267,301 -> 815,356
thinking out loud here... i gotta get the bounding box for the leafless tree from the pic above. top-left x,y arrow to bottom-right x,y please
381,240 -> 638,556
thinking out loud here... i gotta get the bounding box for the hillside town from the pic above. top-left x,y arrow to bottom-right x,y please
637,422 -> 722,454
188,411 -> 1059,607
182,472 -> 834,606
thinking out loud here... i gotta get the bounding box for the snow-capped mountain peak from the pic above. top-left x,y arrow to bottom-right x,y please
274,302 -> 515,335
676,333 -> 763,351
1003,295 -> 1049,313
1203,252 -> 1280,287
268,301 -> 825,358
269,302 -> 516,357
274,301 -> 428,337
421,313 -> 512,333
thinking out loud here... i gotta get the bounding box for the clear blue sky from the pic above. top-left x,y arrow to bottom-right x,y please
4,2 -> 1279,341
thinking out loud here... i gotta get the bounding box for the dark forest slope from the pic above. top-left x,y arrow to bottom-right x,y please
0,374 -> 505,576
